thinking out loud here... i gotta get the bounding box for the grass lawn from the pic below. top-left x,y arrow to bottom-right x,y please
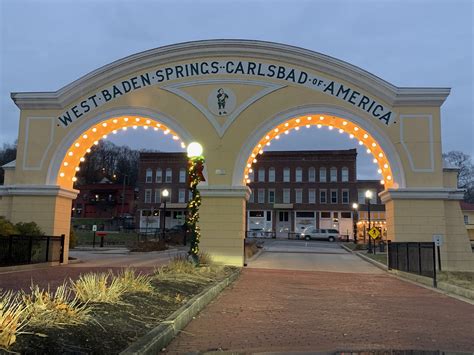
365,252 -> 388,265
438,271 -> 474,290
74,230 -> 141,245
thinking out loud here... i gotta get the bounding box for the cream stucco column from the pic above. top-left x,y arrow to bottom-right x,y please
198,185 -> 250,266
380,186 -> 474,271
0,185 -> 78,264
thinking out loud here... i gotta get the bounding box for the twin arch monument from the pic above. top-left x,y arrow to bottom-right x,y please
1,40 -> 473,270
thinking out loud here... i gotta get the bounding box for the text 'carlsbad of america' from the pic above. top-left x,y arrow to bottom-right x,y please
57,60 -> 394,127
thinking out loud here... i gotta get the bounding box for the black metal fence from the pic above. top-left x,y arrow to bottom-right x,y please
246,231 -> 276,239
0,234 -> 65,267
388,241 -> 437,287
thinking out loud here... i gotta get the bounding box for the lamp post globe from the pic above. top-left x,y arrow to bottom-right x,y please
365,189 -> 373,253
161,189 -> 169,240
352,203 -> 359,243
187,142 -> 203,158
352,202 -> 359,210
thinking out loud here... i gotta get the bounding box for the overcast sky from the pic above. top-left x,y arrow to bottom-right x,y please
0,0 -> 472,179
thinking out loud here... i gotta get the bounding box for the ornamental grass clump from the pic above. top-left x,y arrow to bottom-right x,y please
115,268 -> 153,293
0,291 -> 29,349
22,283 -> 91,328
71,272 -> 126,303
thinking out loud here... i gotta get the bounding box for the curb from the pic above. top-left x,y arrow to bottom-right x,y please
339,243 -> 388,271
120,269 -> 241,354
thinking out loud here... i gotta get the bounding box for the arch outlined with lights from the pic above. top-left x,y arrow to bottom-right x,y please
232,105 -> 406,190
47,108 -> 196,188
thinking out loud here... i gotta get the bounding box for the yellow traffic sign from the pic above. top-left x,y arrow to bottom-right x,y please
368,227 -> 381,240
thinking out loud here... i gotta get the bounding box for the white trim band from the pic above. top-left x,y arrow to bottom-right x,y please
199,185 -> 251,200
380,188 -> 465,203
0,185 -> 79,199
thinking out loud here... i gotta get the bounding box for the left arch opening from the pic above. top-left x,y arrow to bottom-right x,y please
57,116 -> 186,189
242,114 -> 396,189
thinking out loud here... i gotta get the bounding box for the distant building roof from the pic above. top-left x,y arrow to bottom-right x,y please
1,160 -> 16,169
460,201 -> 474,211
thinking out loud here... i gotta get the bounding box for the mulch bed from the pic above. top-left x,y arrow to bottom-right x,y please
3,267 -> 236,355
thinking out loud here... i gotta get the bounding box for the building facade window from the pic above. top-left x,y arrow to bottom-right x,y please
295,188 -> 303,203
330,167 -> 337,182
464,215 -> 469,224
295,167 -> 302,182
269,167 -> 275,182
331,189 -> 338,204
156,168 -> 162,183
268,189 -> 275,203
165,168 -> 172,182
341,167 -> 349,182
283,167 -> 290,182
258,189 -> 265,204
258,168 -> 265,182
179,168 -> 186,183
342,189 -> 349,204
249,170 -> 254,182
249,189 -> 254,203
319,167 -> 327,182
154,189 -> 161,203
144,189 -> 152,203
283,188 -> 290,203
178,189 -> 186,203
146,169 -> 152,183
308,189 -> 316,204
308,167 -> 316,182
320,189 -> 327,204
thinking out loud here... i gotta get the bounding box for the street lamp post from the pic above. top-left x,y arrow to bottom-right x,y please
120,174 -> 128,224
161,189 -> 169,241
365,190 -> 373,254
352,203 -> 358,243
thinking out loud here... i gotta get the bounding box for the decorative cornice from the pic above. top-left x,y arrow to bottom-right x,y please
0,185 -> 79,199
380,188 -> 465,203
11,40 -> 450,110
199,185 -> 251,200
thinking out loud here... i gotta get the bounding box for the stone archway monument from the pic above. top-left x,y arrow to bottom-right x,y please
1,40 -> 472,270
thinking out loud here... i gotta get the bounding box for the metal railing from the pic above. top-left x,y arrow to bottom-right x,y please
388,241 -> 437,287
0,234 -> 65,267
245,231 -> 276,239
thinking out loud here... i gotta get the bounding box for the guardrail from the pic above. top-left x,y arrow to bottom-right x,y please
0,234 -> 65,267
245,231 -> 276,239
388,241 -> 437,287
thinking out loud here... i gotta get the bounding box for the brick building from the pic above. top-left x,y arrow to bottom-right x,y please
136,150 -> 385,239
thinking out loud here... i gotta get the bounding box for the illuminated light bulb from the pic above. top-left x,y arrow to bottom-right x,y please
249,168 -> 253,173
92,128 -> 97,132
274,128 -> 279,133
113,119 -> 118,123
247,163 -> 251,168
124,117 -> 129,122
253,159 -> 257,163
258,144 -> 262,148
358,141 -> 363,145
349,134 -> 354,139
74,143 -> 80,147
378,152 -> 384,158
342,121 -> 348,126
307,116 -> 312,121
133,125 -> 137,129
276,135 -> 280,139
328,126 -> 333,130
146,119 -> 151,124
135,117 -> 140,122
143,125 -> 148,130
284,130 -> 289,135
112,130 -> 117,134
380,180 -> 385,185
319,116 -> 324,120
338,129 -> 343,133
63,162 -> 68,167
164,129 -> 170,134
156,123 -> 161,127
59,172 -> 65,177
387,175 -> 392,180
94,141 -> 99,145
75,167 -> 80,171
68,152 -> 73,156
154,127 -> 158,131
102,135 -> 107,139
372,142 -> 377,147
251,153 -> 256,158
246,179 -> 251,183
80,157 -> 85,162
122,127 -> 127,131
72,177 -> 77,182
181,142 -> 186,148
82,134 -> 88,139
266,142 -> 271,146
86,148 -> 91,153
295,118 -> 301,123
306,124 -> 310,128
366,149 -> 371,154
317,124 -> 322,129
259,150 -> 264,154
102,123 -> 107,127
245,174 -> 249,179
383,163 -> 389,169
377,169 -> 382,174
295,127 -> 300,131
354,127 -> 359,131
265,135 -> 270,140
373,158 -> 378,164
363,134 -> 368,139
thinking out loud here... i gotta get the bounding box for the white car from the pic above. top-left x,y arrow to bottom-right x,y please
301,228 -> 339,242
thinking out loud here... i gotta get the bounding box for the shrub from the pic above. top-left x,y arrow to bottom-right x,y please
14,222 -> 44,236
0,217 -> 17,236
71,272 -> 126,303
0,291 -> 29,349
197,251 -> 213,266
115,268 -> 153,293
21,283 -> 91,328
154,254 -> 224,283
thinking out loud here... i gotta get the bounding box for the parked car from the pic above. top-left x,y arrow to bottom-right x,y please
300,228 -> 339,242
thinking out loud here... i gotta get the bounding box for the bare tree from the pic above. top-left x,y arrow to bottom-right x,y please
443,151 -> 474,203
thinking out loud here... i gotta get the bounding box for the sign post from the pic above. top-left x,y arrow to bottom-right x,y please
368,227 -> 381,255
432,234 -> 443,271
92,225 -> 97,248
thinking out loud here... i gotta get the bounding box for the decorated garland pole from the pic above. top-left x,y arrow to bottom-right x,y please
185,142 -> 205,264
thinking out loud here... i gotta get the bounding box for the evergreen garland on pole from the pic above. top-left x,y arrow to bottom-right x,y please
186,155 -> 205,263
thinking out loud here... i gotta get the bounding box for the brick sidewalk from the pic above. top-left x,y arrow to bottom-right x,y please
166,268 -> 474,353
